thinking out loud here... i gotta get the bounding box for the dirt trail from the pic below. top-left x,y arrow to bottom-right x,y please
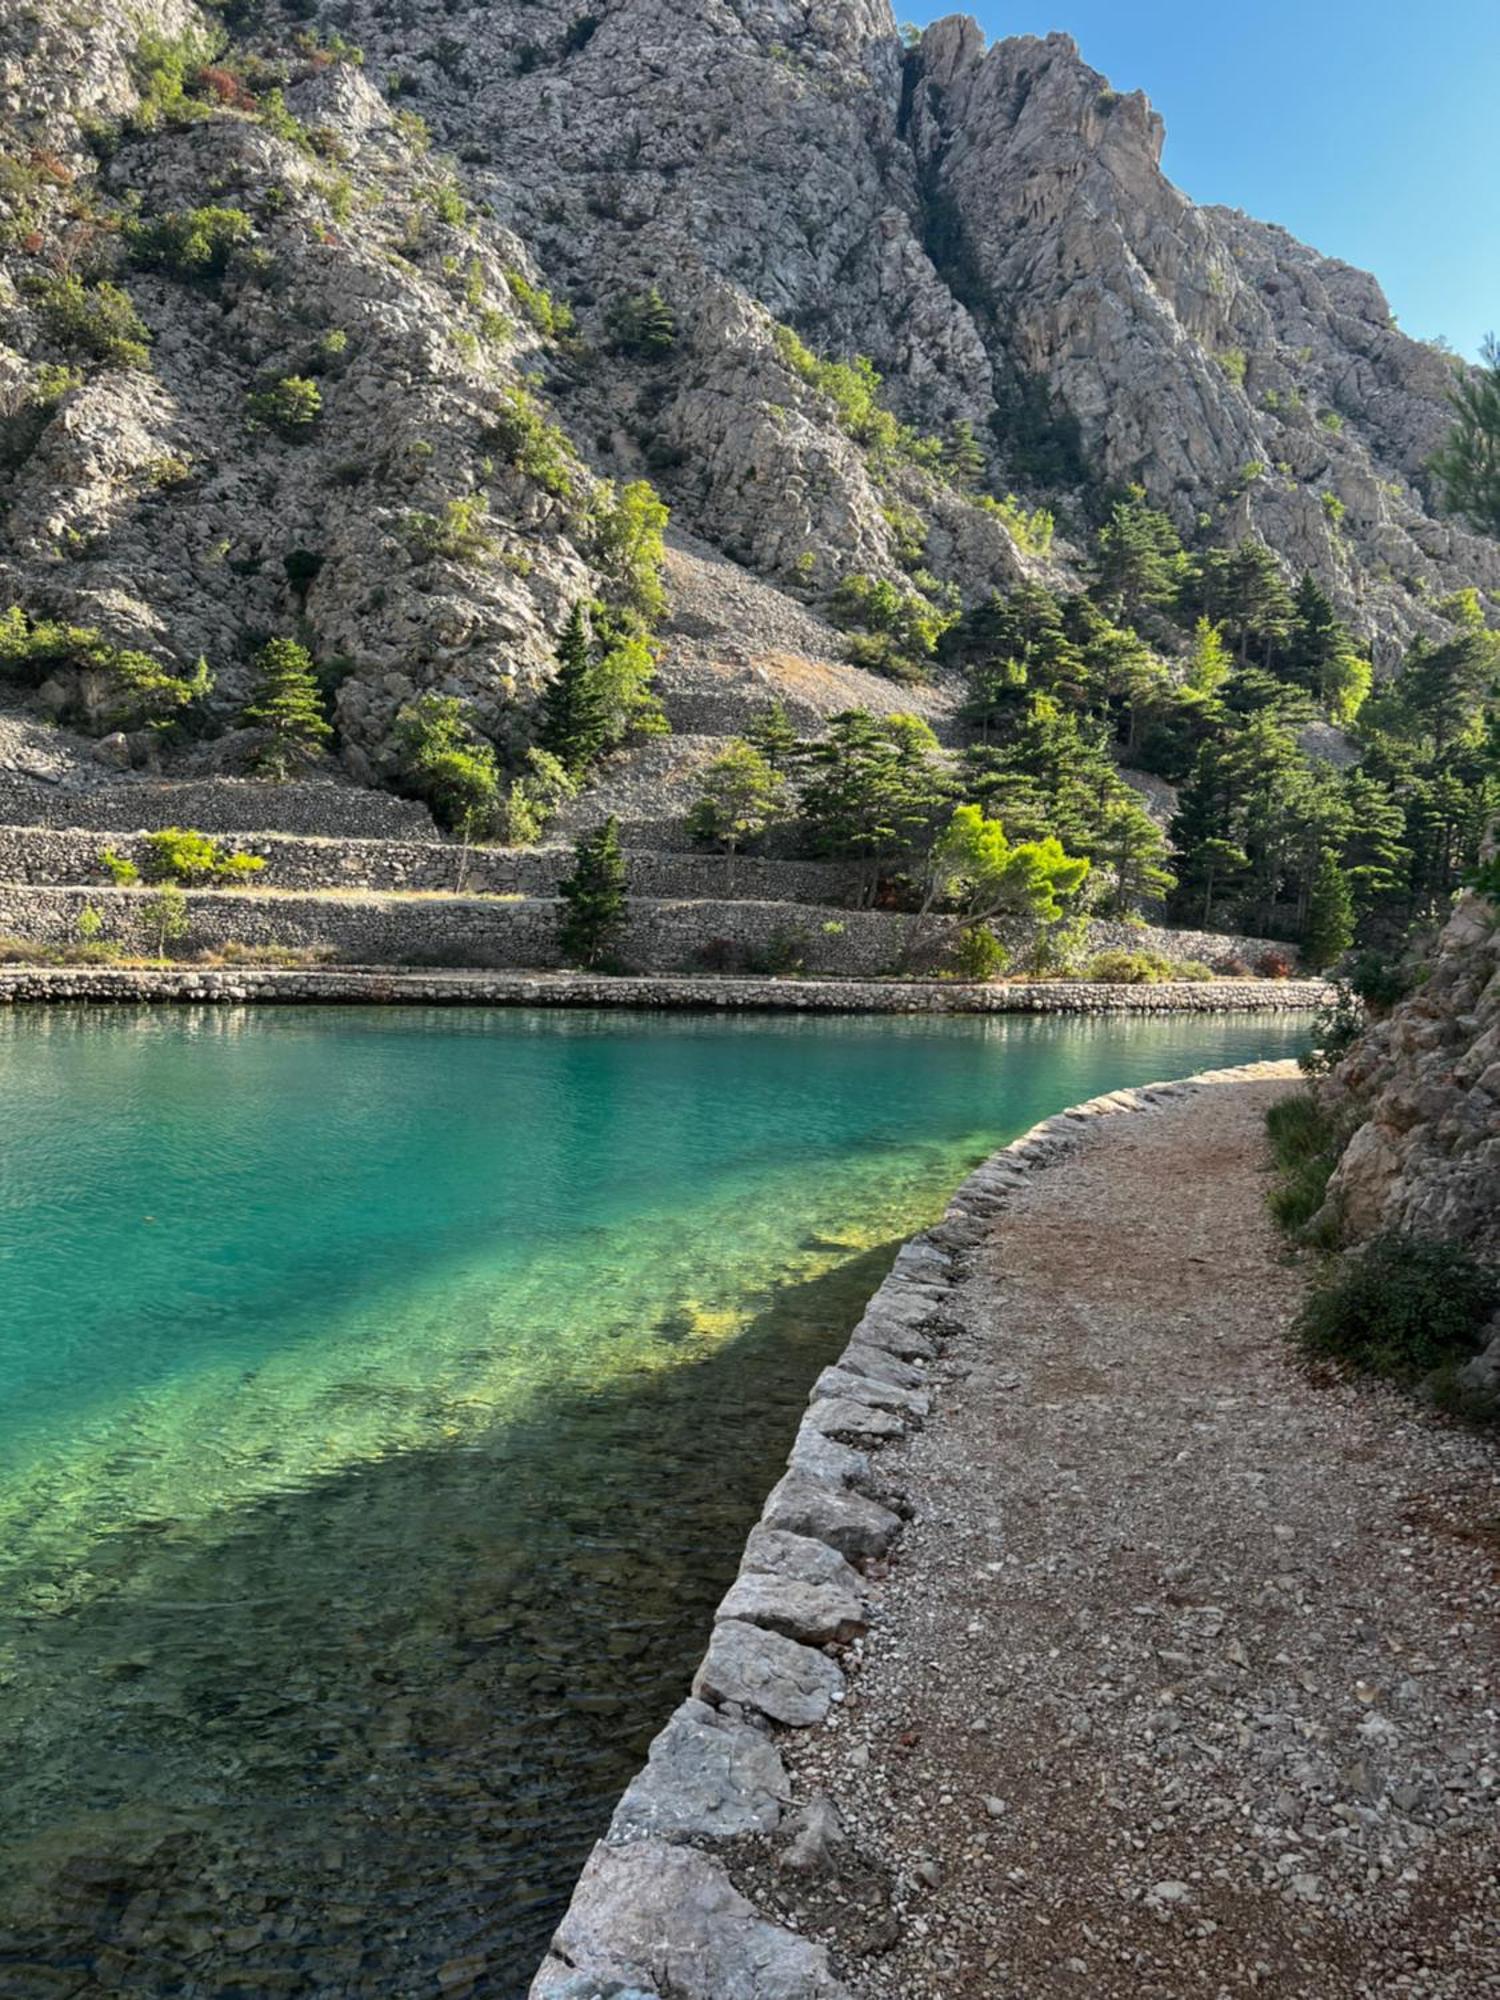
761,1075 -> 1499,1998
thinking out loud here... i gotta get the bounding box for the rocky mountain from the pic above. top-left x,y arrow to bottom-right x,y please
1,0 -> 1496,809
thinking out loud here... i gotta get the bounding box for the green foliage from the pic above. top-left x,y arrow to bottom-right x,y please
558,818 -> 628,968
141,827 -> 265,886
974,491 -> 1054,555
392,695 -> 501,836
32,276 -> 151,369
1264,1092 -> 1344,1239
745,700 -> 801,773
128,26 -> 227,130
0,605 -> 210,733
128,205 -> 254,282
1215,347 -> 1248,387
590,479 -> 669,623
798,710 -> 948,893
772,324 -> 943,473
246,375 -> 322,432
1302,849 -> 1355,969
1431,333 -> 1500,537
484,384 -> 578,499
954,925 -> 1008,982
241,637 -> 333,776
505,267 -> 576,341
538,602 -> 664,775
402,494 -> 497,564
99,847 -> 140,886
926,803 -> 1090,932
1186,617 -> 1231,694
258,87 -> 312,152
1085,948 -> 1210,984
607,285 -> 677,357
1092,487 -> 1187,626
687,742 -> 786,864
831,572 -> 958,681
501,747 -> 577,846
1292,1234 -> 1496,1380
141,882 -> 189,960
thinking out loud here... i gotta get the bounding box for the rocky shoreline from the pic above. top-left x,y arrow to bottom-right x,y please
0,966 -> 1331,1014
527,1062 -> 1303,1998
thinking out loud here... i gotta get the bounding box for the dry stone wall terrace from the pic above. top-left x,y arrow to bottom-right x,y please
0,774 -> 439,840
0,884 -> 927,976
0,825 -> 869,904
0,876 -> 1301,980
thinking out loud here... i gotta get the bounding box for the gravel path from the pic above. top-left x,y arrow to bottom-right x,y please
749,1074 -> 1499,1998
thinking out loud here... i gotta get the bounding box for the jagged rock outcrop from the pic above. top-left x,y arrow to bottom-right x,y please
1320,891 -> 1500,1262
1,0 -> 1495,794
1319,887 -> 1500,1387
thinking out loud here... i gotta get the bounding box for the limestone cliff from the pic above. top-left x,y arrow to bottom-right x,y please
1319,887 -> 1500,1386
1,0 -> 1495,793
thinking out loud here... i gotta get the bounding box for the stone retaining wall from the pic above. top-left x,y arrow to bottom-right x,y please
0,773 -> 438,839
0,965 -> 1331,1013
0,885 -> 1315,985
0,825 -> 870,906
526,1064 -> 1302,1998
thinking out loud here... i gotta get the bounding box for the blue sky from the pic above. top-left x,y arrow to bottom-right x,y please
901,3 -> 1498,359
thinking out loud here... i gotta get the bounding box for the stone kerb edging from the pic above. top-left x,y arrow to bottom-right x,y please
0,966 -> 1333,1014
528,1060 -> 1300,2000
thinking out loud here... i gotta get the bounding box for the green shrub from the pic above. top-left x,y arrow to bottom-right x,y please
1215,347 -> 1248,387
128,205 -> 254,282
32,276 -> 151,369
392,694 -> 501,835
1265,1092 -> 1344,1240
246,375 -> 322,432
1086,948 -> 1174,984
0,605 -> 211,732
128,26 -> 226,130
141,827 -> 265,885
505,267 -> 576,341
974,491 -> 1055,556
99,847 -> 139,886
402,494 -> 496,564
954,925 -> 1008,982
1292,1234 -> 1496,1381
483,384 -> 578,499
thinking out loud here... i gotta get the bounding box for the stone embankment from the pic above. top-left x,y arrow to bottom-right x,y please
529,1066 -> 1500,1999
0,966 -> 1329,1014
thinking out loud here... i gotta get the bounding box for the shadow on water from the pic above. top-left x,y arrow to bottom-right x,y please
0,1239 -> 907,2000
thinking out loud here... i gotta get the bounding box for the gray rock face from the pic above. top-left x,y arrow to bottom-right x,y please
532,1840 -> 849,1999
714,1570 -> 867,1645
759,1468 -> 903,1558
609,1698 -> 790,1841
1320,892 -> 1500,1264
691,1617 -> 845,1726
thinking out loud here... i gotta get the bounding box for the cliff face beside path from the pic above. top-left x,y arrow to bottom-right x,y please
3,0 -> 1496,791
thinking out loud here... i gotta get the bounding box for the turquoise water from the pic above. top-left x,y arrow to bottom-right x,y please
0,1005 -> 1305,1995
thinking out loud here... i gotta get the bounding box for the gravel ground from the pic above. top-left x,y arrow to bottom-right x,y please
738,1076 -> 1499,1998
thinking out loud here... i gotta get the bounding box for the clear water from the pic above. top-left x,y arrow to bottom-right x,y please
0,1005 -> 1306,1996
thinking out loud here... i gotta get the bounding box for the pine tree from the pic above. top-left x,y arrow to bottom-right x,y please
1091,487 -> 1186,626
745,699 -> 801,773
1303,849 -> 1355,969
539,604 -> 609,773
558,818 -> 628,968
241,637 -> 333,776
1340,771 -> 1411,921
1431,333 -> 1500,536
1185,617 -> 1231,695
607,285 -> 677,358
1221,538 -> 1295,667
